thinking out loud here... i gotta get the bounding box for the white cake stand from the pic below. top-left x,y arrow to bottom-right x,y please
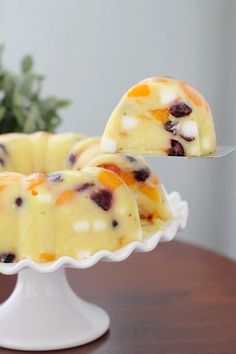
0,189 -> 188,351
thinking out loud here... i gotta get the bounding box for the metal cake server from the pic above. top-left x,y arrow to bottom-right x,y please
178,146 -> 236,159
119,146 -> 236,158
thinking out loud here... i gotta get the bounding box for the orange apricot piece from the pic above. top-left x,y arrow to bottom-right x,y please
119,170 -> 135,186
180,81 -> 202,107
98,170 -> 123,191
39,253 -> 56,263
25,174 -> 46,191
127,84 -> 150,97
150,108 -> 169,124
55,189 -> 76,206
139,183 -> 160,202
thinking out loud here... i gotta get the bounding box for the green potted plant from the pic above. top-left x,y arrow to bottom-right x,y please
0,45 -> 70,133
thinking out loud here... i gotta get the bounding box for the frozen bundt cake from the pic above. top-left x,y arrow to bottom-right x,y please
0,132 -> 172,263
101,77 -> 216,156
0,132 -> 85,174
0,169 -> 142,263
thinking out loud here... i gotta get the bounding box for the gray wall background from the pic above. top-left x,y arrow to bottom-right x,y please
0,0 -> 236,258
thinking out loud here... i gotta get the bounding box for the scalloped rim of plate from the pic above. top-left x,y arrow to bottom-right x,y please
0,188 -> 188,275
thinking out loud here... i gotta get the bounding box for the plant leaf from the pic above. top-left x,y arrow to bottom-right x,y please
0,106 -> 5,121
0,46 -> 70,133
23,106 -> 38,133
2,72 -> 16,95
13,107 -> 26,127
55,99 -> 71,108
21,55 -> 33,74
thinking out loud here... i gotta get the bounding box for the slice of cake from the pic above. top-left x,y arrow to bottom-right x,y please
101,77 -> 216,156
87,154 -> 171,235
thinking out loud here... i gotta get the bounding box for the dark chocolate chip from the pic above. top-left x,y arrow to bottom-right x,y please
68,153 -> 77,166
76,183 -> 95,192
112,219 -> 118,227
47,173 -> 63,182
0,158 -> 4,166
133,168 -> 150,182
126,155 -> 137,163
0,253 -> 16,263
168,139 -> 185,156
15,197 -> 23,207
90,189 -> 113,211
170,101 -> 192,118
0,144 -> 8,155
164,121 -> 177,134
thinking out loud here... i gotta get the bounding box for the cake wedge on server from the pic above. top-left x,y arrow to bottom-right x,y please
101,77 -> 216,156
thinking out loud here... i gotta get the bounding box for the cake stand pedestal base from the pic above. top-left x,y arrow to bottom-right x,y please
0,267 -> 110,351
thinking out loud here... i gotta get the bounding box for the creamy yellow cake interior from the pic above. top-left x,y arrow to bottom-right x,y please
0,132 -> 171,263
101,77 -> 216,156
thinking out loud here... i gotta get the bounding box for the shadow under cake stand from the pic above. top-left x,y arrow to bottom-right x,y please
0,190 -> 188,351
